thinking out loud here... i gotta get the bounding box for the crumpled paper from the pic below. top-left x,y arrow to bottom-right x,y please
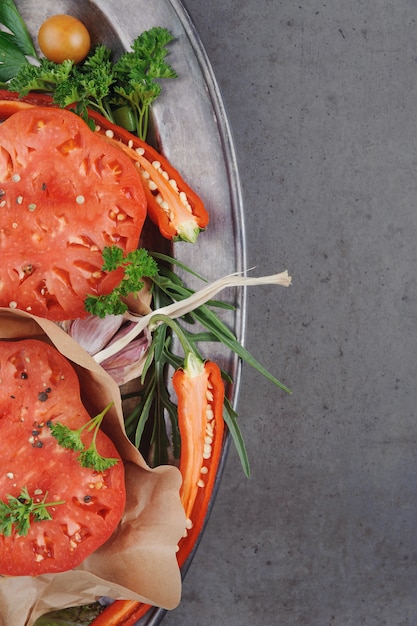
0,308 -> 186,626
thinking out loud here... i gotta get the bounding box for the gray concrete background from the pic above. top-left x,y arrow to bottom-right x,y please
164,1 -> 417,624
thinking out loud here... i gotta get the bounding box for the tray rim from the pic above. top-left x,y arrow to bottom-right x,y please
136,2 -> 247,624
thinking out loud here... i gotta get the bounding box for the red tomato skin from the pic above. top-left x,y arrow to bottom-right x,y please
0,106 -> 147,321
0,339 -> 126,576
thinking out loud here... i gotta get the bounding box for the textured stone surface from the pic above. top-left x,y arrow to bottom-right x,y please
164,1 -> 417,624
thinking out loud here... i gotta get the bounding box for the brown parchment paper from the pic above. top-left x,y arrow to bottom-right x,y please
0,308 -> 186,626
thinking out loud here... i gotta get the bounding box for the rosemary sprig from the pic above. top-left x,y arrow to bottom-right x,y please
122,253 -> 290,475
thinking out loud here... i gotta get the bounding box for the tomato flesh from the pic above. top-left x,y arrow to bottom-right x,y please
0,339 -> 126,576
0,107 -> 147,321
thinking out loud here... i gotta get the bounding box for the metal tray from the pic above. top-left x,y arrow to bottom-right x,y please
16,1 -> 247,624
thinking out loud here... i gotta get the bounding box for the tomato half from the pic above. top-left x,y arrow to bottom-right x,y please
0,338 -> 126,576
0,106 -> 147,321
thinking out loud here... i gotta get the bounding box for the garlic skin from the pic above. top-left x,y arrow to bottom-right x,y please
66,269 -> 292,386
100,327 -> 152,385
67,315 -> 125,355
94,270 -> 292,365
66,315 -> 151,385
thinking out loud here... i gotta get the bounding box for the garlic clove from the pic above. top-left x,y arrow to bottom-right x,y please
100,329 -> 152,385
68,314 -> 125,355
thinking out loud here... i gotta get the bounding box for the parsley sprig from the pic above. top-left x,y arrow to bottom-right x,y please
0,486 -> 64,537
84,246 -> 158,318
49,402 -> 119,472
111,27 -> 177,138
7,25 -> 177,139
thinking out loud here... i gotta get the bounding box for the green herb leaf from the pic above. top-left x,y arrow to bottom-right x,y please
78,447 -> 118,472
100,244 -> 125,271
223,398 -> 250,478
8,57 -> 75,95
33,602 -> 104,626
84,246 -> 158,318
0,0 -> 38,57
49,421 -> 84,452
0,487 -> 64,537
0,31 -> 29,82
7,24 -> 176,141
49,403 -> 119,472
111,26 -> 176,138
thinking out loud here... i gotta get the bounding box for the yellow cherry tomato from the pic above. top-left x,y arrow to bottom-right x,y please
38,14 -> 91,64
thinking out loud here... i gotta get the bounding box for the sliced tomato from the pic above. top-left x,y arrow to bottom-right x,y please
0,338 -> 126,576
0,90 -> 208,243
0,105 -> 147,321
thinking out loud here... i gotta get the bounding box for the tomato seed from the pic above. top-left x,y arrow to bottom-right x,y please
22,264 -> 33,276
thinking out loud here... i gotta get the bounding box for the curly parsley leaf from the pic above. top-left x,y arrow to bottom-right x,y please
84,246 -> 158,318
112,27 -> 177,138
8,57 -> 74,94
8,22 -> 176,140
49,403 -> 119,472
33,603 -> 105,626
0,487 -> 64,537
49,421 -> 84,452
79,448 -> 118,472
